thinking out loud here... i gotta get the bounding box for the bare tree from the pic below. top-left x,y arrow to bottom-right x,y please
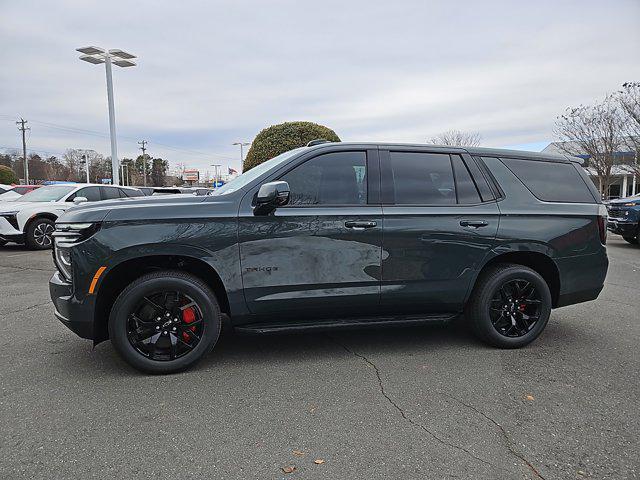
553,95 -> 626,197
429,130 -> 482,147
617,82 -> 640,179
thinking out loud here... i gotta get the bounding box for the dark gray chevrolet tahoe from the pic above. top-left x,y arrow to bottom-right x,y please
50,142 -> 609,373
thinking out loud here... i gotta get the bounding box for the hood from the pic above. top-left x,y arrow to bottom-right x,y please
0,200 -> 61,213
58,194 -> 222,224
608,195 -> 640,205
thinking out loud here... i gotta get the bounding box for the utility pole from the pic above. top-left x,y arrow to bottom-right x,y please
138,140 -> 148,186
16,118 -> 30,184
211,164 -> 221,188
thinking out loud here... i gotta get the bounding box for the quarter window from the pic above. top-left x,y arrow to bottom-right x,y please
388,152 -> 455,205
451,155 -> 482,204
281,151 -> 367,206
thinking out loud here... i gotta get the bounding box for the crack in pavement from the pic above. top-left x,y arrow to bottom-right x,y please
330,336 -> 510,475
438,391 -> 546,480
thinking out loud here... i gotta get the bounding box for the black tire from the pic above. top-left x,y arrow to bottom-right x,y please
622,235 -> 638,245
466,263 -> 552,348
108,270 -> 221,374
25,217 -> 55,250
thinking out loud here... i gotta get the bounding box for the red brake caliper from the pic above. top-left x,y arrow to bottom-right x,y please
182,307 -> 197,342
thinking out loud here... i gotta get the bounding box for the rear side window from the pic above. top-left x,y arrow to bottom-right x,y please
102,187 -> 121,199
121,188 -> 143,197
388,152 -> 455,205
13,187 -> 30,195
501,158 -> 595,203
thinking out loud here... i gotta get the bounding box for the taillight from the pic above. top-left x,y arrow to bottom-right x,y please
597,205 -> 607,245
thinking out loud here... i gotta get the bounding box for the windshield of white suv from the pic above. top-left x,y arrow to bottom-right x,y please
211,148 -> 305,196
19,185 -> 76,202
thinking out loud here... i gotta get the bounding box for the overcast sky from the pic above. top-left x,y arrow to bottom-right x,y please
1,0 -> 639,173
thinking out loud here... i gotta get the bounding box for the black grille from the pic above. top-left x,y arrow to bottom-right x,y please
607,207 -> 626,218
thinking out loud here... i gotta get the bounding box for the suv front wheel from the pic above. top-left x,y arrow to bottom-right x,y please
26,217 -> 55,250
109,270 -> 222,374
466,264 -> 552,348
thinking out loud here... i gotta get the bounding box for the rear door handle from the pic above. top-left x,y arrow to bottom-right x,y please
345,220 -> 377,230
459,220 -> 489,228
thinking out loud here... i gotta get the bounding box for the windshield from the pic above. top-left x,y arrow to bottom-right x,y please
20,185 -> 76,202
211,148 -> 305,196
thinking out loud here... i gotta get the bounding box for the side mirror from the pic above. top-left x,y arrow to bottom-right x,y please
254,181 -> 290,215
73,196 -> 88,205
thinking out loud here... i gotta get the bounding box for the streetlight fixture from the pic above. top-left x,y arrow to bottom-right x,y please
77,46 -> 137,185
232,142 -> 250,171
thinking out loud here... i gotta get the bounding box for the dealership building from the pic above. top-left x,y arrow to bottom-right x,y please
543,141 -> 638,199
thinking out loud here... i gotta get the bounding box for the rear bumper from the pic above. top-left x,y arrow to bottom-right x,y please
555,250 -> 608,308
49,271 -> 95,339
607,219 -> 637,237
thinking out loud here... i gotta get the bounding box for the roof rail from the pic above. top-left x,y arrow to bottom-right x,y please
306,139 -> 332,147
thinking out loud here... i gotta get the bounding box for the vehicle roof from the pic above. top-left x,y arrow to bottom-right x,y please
304,142 -> 579,164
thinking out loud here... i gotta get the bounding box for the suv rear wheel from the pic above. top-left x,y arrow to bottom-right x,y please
466,264 -> 552,348
108,270 -> 221,374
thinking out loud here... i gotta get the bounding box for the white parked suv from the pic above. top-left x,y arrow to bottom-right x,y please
0,184 -> 143,249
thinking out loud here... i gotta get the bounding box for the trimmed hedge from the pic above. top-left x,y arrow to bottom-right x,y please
243,121 -> 340,171
0,165 -> 18,184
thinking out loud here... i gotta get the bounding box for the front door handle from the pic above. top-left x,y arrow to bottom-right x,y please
459,220 -> 489,228
345,220 -> 377,230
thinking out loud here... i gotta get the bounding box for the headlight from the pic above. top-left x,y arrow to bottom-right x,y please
0,211 -> 19,230
52,223 -> 100,281
623,202 -> 638,206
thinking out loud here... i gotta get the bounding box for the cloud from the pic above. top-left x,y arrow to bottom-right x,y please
1,0 -> 639,172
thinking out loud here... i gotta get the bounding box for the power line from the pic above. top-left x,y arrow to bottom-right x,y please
1,116 -> 236,160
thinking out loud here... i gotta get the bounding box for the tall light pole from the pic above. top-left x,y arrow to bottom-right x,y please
233,142 -> 250,172
77,46 -> 137,185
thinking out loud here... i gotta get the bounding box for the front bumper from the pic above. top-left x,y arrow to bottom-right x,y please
607,219 -> 637,236
0,216 -> 24,243
49,271 -> 95,339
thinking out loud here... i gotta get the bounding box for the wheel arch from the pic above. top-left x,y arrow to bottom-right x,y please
24,212 -> 58,232
468,250 -> 561,308
93,253 -> 230,343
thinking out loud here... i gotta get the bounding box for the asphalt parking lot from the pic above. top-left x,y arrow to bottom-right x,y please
0,237 -> 638,480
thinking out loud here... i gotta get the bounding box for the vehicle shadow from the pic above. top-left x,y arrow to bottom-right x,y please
75,320 -> 485,377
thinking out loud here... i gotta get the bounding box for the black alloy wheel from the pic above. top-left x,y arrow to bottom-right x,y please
127,291 -> 205,361
109,271 -> 221,374
489,279 -> 542,337
466,263 -> 552,348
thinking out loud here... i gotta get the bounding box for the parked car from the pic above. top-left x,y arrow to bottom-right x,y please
151,187 -> 212,196
0,184 -> 13,194
0,184 -> 41,202
606,193 -> 640,244
0,183 -> 143,248
50,142 -> 608,373
137,187 -> 155,196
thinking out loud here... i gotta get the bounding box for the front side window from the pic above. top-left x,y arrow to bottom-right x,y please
389,152 -> 455,205
102,187 -> 121,199
68,186 -> 101,202
281,151 -> 367,206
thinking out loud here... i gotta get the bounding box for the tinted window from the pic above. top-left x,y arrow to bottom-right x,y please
121,188 -> 143,197
69,186 -> 101,202
281,151 -> 367,205
13,187 -> 30,195
102,187 -> 121,199
388,152 -> 455,205
451,155 -> 481,204
501,158 -> 595,203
